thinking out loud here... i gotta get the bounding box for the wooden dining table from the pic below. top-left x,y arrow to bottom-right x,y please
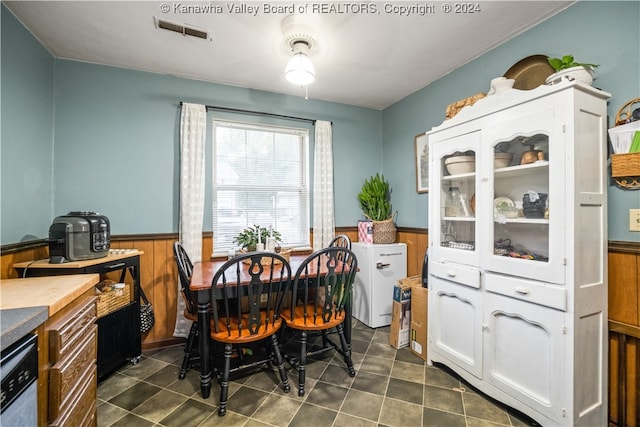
189,253 -> 353,399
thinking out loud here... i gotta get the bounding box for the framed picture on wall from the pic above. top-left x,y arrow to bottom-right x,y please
415,132 -> 429,193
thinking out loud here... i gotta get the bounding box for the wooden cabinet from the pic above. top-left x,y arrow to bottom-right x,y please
483,280 -> 567,422
47,296 -> 97,426
0,274 -> 101,427
428,260 -> 482,378
14,251 -> 143,380
427,81 -> 610,426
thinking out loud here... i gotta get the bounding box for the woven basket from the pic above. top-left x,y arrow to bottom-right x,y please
446,93 -> 486,119
241,248 -> 292,266
611,98 -> 640,189
96,281 -> 131,318
611,153 -> 640,189
612,152 -> 640,177
372,217 -> 397,244
615,98 -> 640,126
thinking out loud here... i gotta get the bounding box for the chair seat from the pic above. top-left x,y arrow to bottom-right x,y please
282,305 -> 346,331
184,308 -> 198,322
210,313 -> 282,344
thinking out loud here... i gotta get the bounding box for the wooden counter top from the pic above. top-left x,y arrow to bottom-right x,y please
0,274 -> 100,316
13,249 -> 143,270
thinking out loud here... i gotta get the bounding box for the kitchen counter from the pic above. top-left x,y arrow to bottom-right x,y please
0,274 -> 100,349
1,306 -> 48,349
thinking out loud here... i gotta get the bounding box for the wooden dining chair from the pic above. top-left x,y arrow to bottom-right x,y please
329,234 -> 351,250
210,251 -> 291,416
173,242 -> 199,380
329,234 -> 352,263
281,246 -> 358,396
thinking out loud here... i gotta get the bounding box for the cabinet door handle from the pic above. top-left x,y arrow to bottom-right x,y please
515,286 -> 530,295
446,271 -> 457,278
376,262 -> 390,269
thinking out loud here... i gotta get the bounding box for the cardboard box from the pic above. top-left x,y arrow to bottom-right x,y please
409,279 -> 428,361
389,281 -> 411,349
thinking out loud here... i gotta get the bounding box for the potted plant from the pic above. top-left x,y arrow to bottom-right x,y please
358,173 -> 397,243
546,54 -> 599,86
233,225 -> 282,252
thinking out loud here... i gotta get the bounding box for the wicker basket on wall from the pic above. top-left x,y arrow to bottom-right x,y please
610,98 -> 640,189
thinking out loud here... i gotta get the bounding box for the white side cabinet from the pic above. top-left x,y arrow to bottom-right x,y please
426,81 -> 609,426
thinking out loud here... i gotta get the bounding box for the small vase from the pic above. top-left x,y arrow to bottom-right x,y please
487,77 -> 515,96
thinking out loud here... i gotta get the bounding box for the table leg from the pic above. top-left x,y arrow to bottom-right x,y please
344,289 -> 352,344
197,290 -> 212,399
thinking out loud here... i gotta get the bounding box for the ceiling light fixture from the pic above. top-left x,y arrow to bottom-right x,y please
285,39 -> 315,86
281,14 -> 319,98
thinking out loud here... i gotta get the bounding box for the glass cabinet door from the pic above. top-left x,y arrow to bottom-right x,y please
482,107 -> 565,284
430,130 -> 480,267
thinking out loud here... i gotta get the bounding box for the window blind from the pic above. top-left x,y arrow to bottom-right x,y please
212,120 -> 310,255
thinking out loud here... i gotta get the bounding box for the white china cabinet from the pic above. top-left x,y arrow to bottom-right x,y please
427,81 -> 609,426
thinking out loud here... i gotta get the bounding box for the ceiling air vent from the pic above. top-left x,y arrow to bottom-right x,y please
154,17 -> 210,40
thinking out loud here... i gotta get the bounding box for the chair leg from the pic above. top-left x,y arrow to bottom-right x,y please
336,323 -> 355,376
179,322 -> 199,380
322,330 -> 329,349
270,334 -> 291,393
298,330 -> 307,397
218,343 -> 232,416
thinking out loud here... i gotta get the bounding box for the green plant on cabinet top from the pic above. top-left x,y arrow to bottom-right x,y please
547,54 -> 599,71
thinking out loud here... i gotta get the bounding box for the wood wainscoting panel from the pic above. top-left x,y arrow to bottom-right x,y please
608,243 -> 640,427
1,245 -> 49,279
609,251 -> 639,325
397,228 -> 428,278
609,327 -> 639,427
108,238 -> 178,347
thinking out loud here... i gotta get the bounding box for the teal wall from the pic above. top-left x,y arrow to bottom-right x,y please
52,61 -> 381,236
1,6 -> 55,243
382,1 -> 640,242
2,1 -> 639,245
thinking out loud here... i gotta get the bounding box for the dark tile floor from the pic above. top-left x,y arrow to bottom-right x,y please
97,320 -> 540,427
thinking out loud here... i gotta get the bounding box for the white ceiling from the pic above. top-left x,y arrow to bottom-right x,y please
5,1 -> 574,110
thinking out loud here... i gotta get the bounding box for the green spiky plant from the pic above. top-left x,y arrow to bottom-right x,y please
358,173 -> 392,221
547,55 -> 599,72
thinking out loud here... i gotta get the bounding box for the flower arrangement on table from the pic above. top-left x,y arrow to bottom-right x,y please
233,224 -> 282,252
233,225 -> 290,264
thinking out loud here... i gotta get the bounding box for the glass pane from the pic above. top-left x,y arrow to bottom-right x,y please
212,121 -> 309,253
492,134 -> 549,262
440,151 -> 476,252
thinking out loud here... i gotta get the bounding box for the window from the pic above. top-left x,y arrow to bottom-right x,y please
212,120 -> 310,255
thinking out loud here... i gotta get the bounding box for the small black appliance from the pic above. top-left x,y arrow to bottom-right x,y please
48,211 -> 110,263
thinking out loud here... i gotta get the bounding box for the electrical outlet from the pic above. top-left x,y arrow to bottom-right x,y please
260,293 -> 268,303
630,209 -> 640,232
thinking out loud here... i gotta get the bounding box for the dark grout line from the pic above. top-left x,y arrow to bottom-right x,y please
98,323 -> 538,427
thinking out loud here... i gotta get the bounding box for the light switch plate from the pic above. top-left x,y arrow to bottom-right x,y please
630,209 -> 640,232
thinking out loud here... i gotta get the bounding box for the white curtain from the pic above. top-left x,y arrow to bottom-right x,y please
173,102 -> 206,338
313,120 -> 335,250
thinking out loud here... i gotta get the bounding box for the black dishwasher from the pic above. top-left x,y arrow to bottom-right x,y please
1,334 -> 38,426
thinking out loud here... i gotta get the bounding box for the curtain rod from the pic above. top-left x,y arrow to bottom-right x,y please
179,102 -> 331,125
